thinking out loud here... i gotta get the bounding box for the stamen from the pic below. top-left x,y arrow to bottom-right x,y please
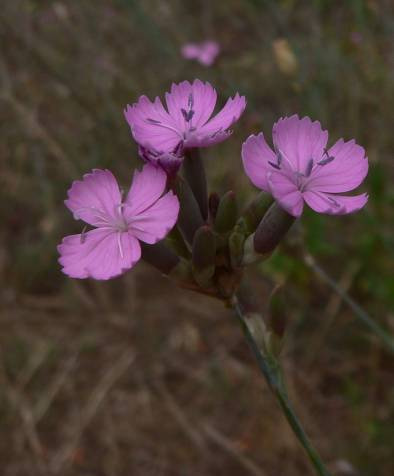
188,93 -> 194,109
181,108 -> 195,122
317,148 -> 335,166
117,232 -> 124,258
210,128 -> 223,139
80,226 -> 88,244
146,118 -> 162,124
268,161 -> 281,170
327,196 -> 340,207
317,156 -> 335,166
304,159 -> 314,177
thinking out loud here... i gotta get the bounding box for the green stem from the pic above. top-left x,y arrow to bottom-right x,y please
232,296 -> 332,476
183,148 -> 208,220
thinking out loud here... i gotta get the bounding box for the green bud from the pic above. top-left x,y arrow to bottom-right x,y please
166,226 -> 190,259
242,192 -> 273,233
169,258 -> 194,283
214,191 -> 238,234
175,177 -> 204,248
183,148 -> 208,219
229,228 -> 245,269
192,225 -> 216,288
253,202 -> 295,255
208,192 -> 220,221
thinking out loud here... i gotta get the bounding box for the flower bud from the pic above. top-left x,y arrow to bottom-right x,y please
214,191 -> 238,234
192,225 -> 216,287
169,258 -> 194,284
242,192 -> 273,233
253,202 -> 295,255
229,226 -> 245,269
166,226 -> 190,259
208,192 -> 220,221
183,148 -> 208,219
175,177 -> 204,247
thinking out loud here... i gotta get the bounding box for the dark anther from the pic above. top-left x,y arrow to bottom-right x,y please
181,108 -> 195,122
146,117 -> 162,124
268,161 -> 281,170
317,148 -> 335,166
304,158 -> 314,177
327,197 -> 340,207
188,93 -> 194,109
80,225 -> 88,243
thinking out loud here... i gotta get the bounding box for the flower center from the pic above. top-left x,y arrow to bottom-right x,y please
268,148 -> 336,192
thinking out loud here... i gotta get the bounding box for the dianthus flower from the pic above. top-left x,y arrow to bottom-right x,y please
58,164 -> 179,280
124,79 -> 246,166
181,40 -> 220,66
242,115 -> 368,217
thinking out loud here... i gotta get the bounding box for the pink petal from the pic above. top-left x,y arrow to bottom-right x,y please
128,191 -> 180,244
165,79 -> 217,130
198,93 -> 246,143
303,191 -> 368,215
267,171 -> 304,217
306,139 -> 368,193
58,228 -> 141,280
125,164 -> 167,216
198,41 -> 220,66
124,96 -> 181,152
181,44 -> 200,59
242,133 -> 276,192
65,169 -> 121,226
273,115 -> 328,173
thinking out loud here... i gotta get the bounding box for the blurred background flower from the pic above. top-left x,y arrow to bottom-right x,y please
181,40 -> 220,66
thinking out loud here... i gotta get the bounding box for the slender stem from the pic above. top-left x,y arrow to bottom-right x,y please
183,148 -> 208,220
232,296 -> 332,476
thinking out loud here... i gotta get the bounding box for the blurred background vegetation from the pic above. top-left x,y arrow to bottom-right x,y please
0,0 -> 393,475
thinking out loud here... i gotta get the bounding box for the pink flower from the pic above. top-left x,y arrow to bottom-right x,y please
181,40 -> 220,66
242,115 -> 368,217
58,164 -> 179,280
124,79 -> 246,159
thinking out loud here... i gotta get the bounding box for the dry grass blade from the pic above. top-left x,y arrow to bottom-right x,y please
155,381 -> 207,452
0,351 -> 47,471
201,422 -> 267,476
33,353 -> 79,423
50,350 -> 135,473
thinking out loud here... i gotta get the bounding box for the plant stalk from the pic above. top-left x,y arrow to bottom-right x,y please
232,295 -> 332,476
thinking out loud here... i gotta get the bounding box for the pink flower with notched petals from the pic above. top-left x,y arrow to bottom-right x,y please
242,115 -> 368,217
124,79 -> 246,162
58,164 -> 179,280
181,40 -> 220,66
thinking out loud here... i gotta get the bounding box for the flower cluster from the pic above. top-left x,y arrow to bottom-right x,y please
59,79 -> 369,288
